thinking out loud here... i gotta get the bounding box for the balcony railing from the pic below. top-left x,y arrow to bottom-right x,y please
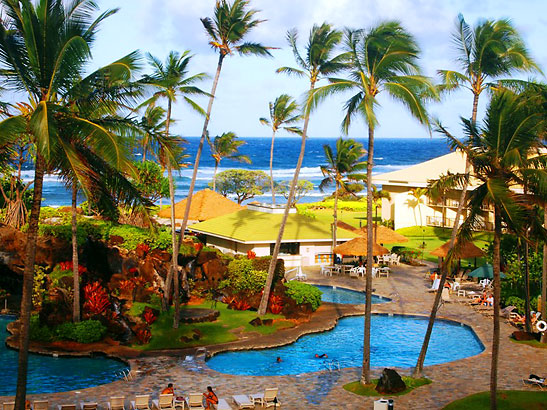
426,215 -> 493,231
426,197 -> 493,212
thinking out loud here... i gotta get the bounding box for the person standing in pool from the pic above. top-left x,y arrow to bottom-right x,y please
315,353 -> 328,358
276,356 -> 282,363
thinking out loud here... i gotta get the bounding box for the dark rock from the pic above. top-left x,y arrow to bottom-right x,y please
512,331 -> 536,341
249,317 -> 263,327
262,319 -> 273,326
192,333 -> 200,341
180,335 -> 192,343
109,235 -> 124,245
192,328 -> 202,337
375,368 -> 406,394
196,251 -> 218,265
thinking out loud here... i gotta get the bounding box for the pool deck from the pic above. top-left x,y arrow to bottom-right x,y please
2,262 -> 547,409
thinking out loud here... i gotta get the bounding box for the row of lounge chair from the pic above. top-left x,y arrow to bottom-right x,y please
3,389 -> 279,410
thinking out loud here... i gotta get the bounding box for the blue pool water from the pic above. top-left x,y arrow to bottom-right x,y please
0,316 -> 129,395
314,285 -> 388,304
207,315 -> 484,376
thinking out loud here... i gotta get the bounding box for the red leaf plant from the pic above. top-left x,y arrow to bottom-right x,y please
247,250 -> 256,259
135,328 -> 151,344
58,261 -> 87,274
193,242 -> 204,252
119,280 -> 135,293
268,295 -> 284,315
231,298 -> 251,311
131,276 -> 147,287
83,281 -> 110,316
143,306 -> 157,325
136,243 -> 150,254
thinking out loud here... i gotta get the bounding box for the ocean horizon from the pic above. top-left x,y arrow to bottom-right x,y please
21,137 -> 452,207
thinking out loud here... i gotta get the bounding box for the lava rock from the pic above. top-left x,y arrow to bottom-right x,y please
512,331 -> 536,341
375,368 -> 406,394
249,317 -> 263,327
262,319 -> 273,326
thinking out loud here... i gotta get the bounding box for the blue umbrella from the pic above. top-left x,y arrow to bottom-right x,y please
467,264 -> 506,279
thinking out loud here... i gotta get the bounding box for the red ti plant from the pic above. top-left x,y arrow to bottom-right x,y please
193,242 -> 204,253
231,298 -> 251,311
268,295 -> 284,314
119,280 -> 135,293
136,328 -> 151,344
136,243 -> 150,255
247,250 -> 256,259
58,261 -> 87,274
143,306 -> 157,325
83,281 -> 111,316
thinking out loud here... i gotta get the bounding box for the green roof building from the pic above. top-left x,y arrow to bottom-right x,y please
188,206 -> 359,267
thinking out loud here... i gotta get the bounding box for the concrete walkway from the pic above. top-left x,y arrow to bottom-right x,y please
3,263 -> 547,409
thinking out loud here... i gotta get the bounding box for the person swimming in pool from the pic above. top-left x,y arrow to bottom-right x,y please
315,353 -> 328,358
276,356 -> 282,363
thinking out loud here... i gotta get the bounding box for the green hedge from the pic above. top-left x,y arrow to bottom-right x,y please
226,258 -> 267,293
284,281 -> 322,311
30,317 -> 107,344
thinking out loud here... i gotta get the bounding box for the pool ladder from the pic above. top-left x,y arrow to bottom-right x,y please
116,369 -> 134,381
324,360 -> 341,372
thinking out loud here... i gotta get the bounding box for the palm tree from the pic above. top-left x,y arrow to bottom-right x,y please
409,188 -> 427,228
207,132 -> 251,191
319,138 -> 366,255
311,22 -> 435,384
257,23 -> 346,316
0,1 -> 139,407
141,50 -> 207,327
178,0 -> 273,241
371,186 -> 391,240
259,94 -> 302,204
436,89 -> 546,409
138,105 -> 167,163
414,15 -> 540,379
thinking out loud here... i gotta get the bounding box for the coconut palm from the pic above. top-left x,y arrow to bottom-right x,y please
207,132 -> 251,191
414,15 -> 540,379
178,0 -> 273,240
319,138 -> 366,254
371,186 -> 391,240
141,50 -> 207,327
257,23 -> 346,316
408,188 -> 427,227
259,94 -> 302,203
138,105 -> 167,162
310,22 -> 435,384
436,89 -> 546,409
0,1 -> 141,407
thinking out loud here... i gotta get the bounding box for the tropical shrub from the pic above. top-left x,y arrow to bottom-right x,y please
143,306 -> 157,325
268,295 -> 284,314
226,258 -> 267,293
72,320 -> 106,343
32,266 -> 48,309
391,246 -> 421,263
83,282 -> 110,316
251,256 -> 284,280
284,281 -> 322,311
29,316 -> 54,342
136,328 -> 151,344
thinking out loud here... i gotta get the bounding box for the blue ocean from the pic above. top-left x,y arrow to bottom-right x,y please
22,137 -> 451,206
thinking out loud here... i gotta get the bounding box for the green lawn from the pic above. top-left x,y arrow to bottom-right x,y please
510,338 -> 547,349
130,302 -> 294,350
343,377 -> 431,396
443,390 -> 547,409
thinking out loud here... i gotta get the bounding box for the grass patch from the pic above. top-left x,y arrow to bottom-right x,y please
443,390 -> 547,409
510,338 -> 547,349
131,302 -> 294,351
343,377 -> 431,397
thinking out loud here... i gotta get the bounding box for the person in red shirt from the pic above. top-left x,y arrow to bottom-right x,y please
203,386 -> 218,410
161,383 -> 174,395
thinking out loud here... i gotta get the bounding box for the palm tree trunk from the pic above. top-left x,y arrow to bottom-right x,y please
212,160 -> 219,192
71,182 -> 80,323
15,154 -> 45,410
542,205 -> 547,343
523,237 -> 531,333
269,130 -> 276,204
167,163 -> 179,327
258,80 -> 316,316
412,92 -> 479,378
362,125 -> 375,385
490,208 -> 501,410
176,54 -> 225,292
333,180 -> 339,258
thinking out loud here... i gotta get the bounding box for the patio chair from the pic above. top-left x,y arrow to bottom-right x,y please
479,278 -> 492,289
215,399 -> 231,410
349,267 -> 359,278
57,405 -> 76,410
33,401 -> 49,410
3,403 -> 14,410
250,388 -> 279,408
131,396 -> 150,410
391,254 -> 400,265
378,267 -> 390,278
522,375 -> 546,389
80,403 -> 98,410
107,397 -> 125,410
186,393 -> 204,410
152,395 -> 174,410
232,395 -> 253,410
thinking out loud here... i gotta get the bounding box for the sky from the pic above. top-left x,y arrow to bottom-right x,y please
89,1 -> 546,139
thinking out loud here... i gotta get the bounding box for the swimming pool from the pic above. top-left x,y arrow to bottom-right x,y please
206,315 -> 484,376
314,285 -> 388,304
0,316 -> 129,395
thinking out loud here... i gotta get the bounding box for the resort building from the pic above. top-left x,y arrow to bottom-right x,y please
188,203 -> 359,267
373,151 -> 493,231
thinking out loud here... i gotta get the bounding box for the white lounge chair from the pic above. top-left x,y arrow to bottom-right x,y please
130,396 -> 150,410
232,395 -> 253,410
186,393 -> 204,410
33,401 -> 49,410
215,399 -> 231,410
428,278 -> 440,292
250,388 -> 279,408
522,376 -> 546,389
441,288 -> 451,303
3,403 -> 14,410
80,403 -> 98,410
107,397 -> 125,410
152,395 -> 174,410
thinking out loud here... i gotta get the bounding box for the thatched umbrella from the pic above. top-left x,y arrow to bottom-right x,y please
336,221 -> 408,244
334,237 -> 389,256
158,189 -> 244,222
430,240 -> 485,259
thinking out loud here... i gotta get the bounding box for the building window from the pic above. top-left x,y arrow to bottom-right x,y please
270,242 -> 300,255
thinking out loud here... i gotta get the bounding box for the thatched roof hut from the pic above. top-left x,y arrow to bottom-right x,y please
333,237 -> 389,256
